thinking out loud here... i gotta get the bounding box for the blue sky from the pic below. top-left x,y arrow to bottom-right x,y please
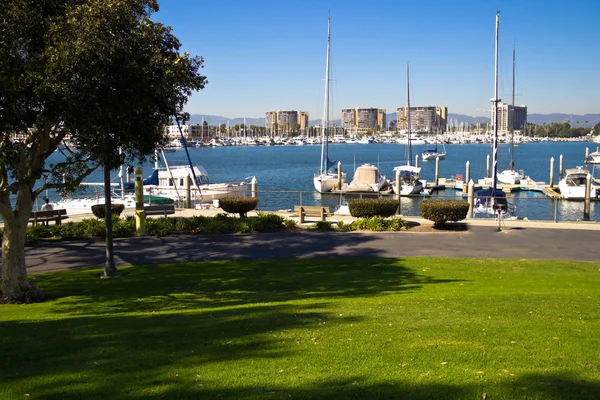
156,0 -> 600,121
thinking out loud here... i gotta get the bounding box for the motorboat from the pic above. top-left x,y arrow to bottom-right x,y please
497,169 -> 527,185
392,165 -> 425,195
558,167 -> 598,199
589,148 -> 600,163
346,164 -> 389,193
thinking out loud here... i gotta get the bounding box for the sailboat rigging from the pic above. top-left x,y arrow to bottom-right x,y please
497,42 -> 527,185
314,17 -> 345,193
392,63 -> 424,196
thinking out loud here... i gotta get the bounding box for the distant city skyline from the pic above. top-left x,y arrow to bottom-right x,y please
156,0 -> 600,121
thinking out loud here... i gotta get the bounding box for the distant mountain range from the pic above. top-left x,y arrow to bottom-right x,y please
187,113 -> 600,127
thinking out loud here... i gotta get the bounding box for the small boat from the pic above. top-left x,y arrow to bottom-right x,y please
422,130 -> 446,161
589,148 -> 600,163
347,164 -> 389,194
558,167 -> 598,199
393,165 -> 424,195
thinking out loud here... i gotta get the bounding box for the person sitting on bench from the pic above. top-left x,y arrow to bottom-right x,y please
41,197 -> 54,211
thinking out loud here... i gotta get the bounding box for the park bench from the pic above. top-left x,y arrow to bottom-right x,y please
144,204 -> 176,218
29,209 -> 69,226
293,205 -> 332,223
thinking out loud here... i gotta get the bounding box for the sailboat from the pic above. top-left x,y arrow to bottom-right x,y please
497,43 -> 527,185
422,128 -> 446,161
392,64 -> 424,196
314,18 -> 346,193
474,11 -> 517,219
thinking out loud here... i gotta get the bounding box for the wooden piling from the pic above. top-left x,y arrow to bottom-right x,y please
467,179 -> 474,218
251,176 -> 258,198
435,156 -> 440,185
486,155 -> 490,178
415,155 -> 419,178
337,161 -> 342,190
549,157 -> 555,188
559,154 -> 563,180
463,161 -> 470,194
584,173 -> 592,220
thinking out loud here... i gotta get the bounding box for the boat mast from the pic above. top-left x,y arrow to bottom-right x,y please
407,63 -> 412,166
319,17 -> 331,175
510,42 -> 515,170
491,11 -> 501,194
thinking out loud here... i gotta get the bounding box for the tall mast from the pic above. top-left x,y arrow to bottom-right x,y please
319,18 -> 331,175
407,63 -> 412,166
510,42 -> 515,170
491,11 -> 501,194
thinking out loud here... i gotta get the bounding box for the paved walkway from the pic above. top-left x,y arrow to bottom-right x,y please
24,215 -> 600,273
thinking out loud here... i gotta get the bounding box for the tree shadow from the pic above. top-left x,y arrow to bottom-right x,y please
38,257 -> 462,315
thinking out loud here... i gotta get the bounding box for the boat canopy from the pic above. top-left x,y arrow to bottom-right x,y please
393,165 -> 421,174
123,169 -> 159,190
475,188 -> 507,206
352,165 -> 380,185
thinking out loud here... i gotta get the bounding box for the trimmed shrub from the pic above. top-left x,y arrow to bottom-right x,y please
283,218 -> 297,231
91,203 -> 125,219
419,199 -> 469,227
313,220 -> 334,231
145,217 -> 177,237
247,212 -> 285,232
219,197 -> 258,218
348,198 -> 398,218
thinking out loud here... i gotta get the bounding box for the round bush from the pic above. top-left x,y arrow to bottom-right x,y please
419,199 -> 469,227
218,197 -> 258,218
348,198 -> 398,218
91,203 -> 125,219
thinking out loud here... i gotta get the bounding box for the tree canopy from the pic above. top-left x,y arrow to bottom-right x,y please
0,0 -> 207,303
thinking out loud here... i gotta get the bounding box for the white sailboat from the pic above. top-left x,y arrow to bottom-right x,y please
474,11 -> 517,219
314,18 -> 345,193
422,128 -> 446,161
497,43 -> 527,185
392,64 -> 424,196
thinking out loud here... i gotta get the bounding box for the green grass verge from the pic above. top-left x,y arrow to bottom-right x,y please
1,258 -> 599,399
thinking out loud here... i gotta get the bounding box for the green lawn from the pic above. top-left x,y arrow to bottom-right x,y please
1,258 -> 599,399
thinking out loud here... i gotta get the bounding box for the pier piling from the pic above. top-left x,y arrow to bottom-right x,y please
337,161 -> 342,190
559,155 -> 563,180
463,161 -> 471,194
585,147 -> 589,163
415,155 -> 419,178
251,176 -> 258,198
467,179 -> 474,218
584,173 -> 592,220
486,155 -> 490,178
549,157 -> 555,188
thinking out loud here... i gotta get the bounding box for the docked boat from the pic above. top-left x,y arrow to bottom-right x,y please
392,64 -> 423,196
313,18 -> 346,193
393,165 -> 424,195
347,164 -> 389,194
589,148 -> 600,163
558,167 -> 598,199
52,192 -> 173,216
497,43 -> 528,186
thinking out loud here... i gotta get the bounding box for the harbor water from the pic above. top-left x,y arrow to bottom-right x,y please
42,141 -> 599,222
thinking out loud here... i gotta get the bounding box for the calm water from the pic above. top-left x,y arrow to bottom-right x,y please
44,141 -> 599,222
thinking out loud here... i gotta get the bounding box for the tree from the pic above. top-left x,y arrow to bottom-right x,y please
0,0 -> 206,303
219,124 -> 227,135
292,123 -> 301,133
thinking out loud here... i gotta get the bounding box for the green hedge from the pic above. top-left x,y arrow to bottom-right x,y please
91,203 -> 125,219
419,199 -> 469,227
218,197 -> 258,218
348,198 -> 398,218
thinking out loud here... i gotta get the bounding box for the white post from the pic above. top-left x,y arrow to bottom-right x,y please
251,176 -> 258,198
463,161 -> 470,194
467,179 -> 474,218
584,173 -> 592,220
549,157 -> 555,188
435,156 -> 440,185
559,154 -> 564,180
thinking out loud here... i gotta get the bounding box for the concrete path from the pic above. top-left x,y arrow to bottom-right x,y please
25,223 -> 600,274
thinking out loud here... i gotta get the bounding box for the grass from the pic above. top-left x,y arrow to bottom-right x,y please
1,257 -> 600,399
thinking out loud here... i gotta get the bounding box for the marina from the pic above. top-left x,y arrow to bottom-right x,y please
37,140 -> 600,222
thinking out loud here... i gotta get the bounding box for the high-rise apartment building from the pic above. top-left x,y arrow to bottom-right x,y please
265,110 -> 309,132
396,106 -> 448,133
341,107 -> 386,133
494,103 -> 527,133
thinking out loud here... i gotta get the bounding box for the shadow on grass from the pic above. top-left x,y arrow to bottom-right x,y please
39,258 -> 461,314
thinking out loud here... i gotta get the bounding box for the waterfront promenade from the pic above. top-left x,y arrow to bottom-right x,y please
22,208 -> 600,274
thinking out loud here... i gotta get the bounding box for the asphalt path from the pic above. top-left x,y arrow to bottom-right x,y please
24,225 -> 600,273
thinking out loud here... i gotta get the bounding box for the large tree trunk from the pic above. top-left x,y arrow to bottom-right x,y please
0,208 -> 44,304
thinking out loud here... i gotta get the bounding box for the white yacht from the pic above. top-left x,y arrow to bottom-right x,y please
558,167 -> 598,199
392,165 -> 425,195
497,169 -> 527,185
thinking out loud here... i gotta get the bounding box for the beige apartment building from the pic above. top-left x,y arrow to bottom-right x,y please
397,106 -> 448,133
494,103 -> 527,133
265,110 -> 309,132
341,107 -> 386,133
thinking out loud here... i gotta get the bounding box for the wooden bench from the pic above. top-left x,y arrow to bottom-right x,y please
29,209 -> 69,226
144,204 -> 176,218
293,205 -> 332,223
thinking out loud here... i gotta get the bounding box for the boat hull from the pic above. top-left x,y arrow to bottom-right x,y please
421,152 -> 446,161
313,174 -> 342,193
497,169 -> 525,185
